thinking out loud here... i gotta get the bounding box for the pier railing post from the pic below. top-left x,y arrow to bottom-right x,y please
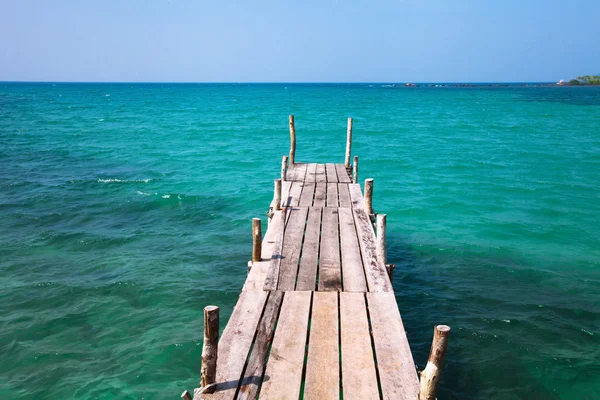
281,155 -> 288,181
353,155 -> 358,183
364,178 -> 374,216
419,325 -> 451,400
274,179 -> 282,211
252,218 -> 262,262
345,117 -> 353,168
181,390 -> 193,400
201,306 -> 220,394
289,115 -> 296,165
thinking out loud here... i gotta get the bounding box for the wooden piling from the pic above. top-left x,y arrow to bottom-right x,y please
201,306 -> 220,393
281,156 -> 288,181
353,155 -> 358,183
289,115 -> 296,165
419,325 -> 451,400
345,117 -> 353,167
252,218 -> 262,262
376,214 -> 387,266
364,178 -> 374,215
181,390 -> 193,400
274,179 -> 282,211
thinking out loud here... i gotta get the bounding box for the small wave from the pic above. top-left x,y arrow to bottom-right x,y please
97,178 -> 153,183
162,194 -> 171,199
581,329 -> 594,336
136,191 -> 152,196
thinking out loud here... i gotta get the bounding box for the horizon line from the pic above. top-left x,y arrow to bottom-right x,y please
0,80 -> 560,85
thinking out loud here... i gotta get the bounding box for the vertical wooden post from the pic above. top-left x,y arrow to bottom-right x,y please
364,178 -> 374,215
345,117 -> 353,167
181,390 -> 193,400
252,218 -> 262,262
353,155 -> 359,184
281,155 -> 288,181
274,179 -> 282,211
419,325 -> 451,400
201,306 -> 219,393
376,213 -> 387,266
289,115 -> 296,165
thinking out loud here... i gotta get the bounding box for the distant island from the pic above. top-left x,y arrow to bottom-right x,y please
557,75 -> 600,86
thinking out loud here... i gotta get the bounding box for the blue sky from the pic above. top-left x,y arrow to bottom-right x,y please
0,0 -> 598,82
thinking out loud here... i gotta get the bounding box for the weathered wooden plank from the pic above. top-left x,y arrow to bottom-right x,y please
277,207 -> 309,290
284,181 -> 303,207
337,184 -> 351,208
296,207 -> 322,291
367,292 -> 420,400
348,183 -> 364,209
304,292 -> 339,400
237,291 -> 285,400
326,183 -> 338,208
315,164 -> 327,183
198,291 -> 268,400
246,209 -> 286,291
325,163 -> 338,183
259,291 -> 311,400
305,163 -> 317,183
263,210 -> 286,291
299,182 -> 315,207
353,207 -> 392,292
335,164 -> 352,183
338,208 -> 367,292
319,207 -> 341,291
313,182 -> 327,207
289,163 -> 307,182
340,293 -> 379,400
280,181 -> 292,208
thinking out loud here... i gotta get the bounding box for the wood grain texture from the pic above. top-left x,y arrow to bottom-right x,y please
305,163 -> 317,183
246,209 -> 284,291
337,184 -> 351,208
367,292 -> 420,400
316,164 -> 327,183
289,163 -> 307,182
335,164 -> 352,183
277,207 -> 309,290
340,293 -> 379,400
237,291 -> 285,400
263,210 -> 286,291
285,182 -> 303,207
348,183 -> 364,209
353,207 -> 392,292
318,207 -> 341,291
325,163 -> 338,183
326,183 -> 339,208
338,208 -> 367,292
259,291 -> 311,400
314,182 -> 327,207
299,182 -> 316,206
296,207 -> 322,291
304,292 -> 339,400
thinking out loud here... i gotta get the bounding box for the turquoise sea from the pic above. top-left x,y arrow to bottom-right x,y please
1,83 -> 599,399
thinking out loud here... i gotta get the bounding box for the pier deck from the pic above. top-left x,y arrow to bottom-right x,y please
187,118 -> 450,400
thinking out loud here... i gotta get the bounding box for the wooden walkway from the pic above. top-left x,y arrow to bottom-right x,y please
186,118 -> 450,400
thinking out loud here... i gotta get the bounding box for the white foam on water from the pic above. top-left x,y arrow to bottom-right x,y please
97,178 -> 152,183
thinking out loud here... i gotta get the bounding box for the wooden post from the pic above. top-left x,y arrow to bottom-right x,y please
252,218 -> 262,262
201,306 -> 219,393
376,214 -> 387,266
181,390 -> 193,400
345,117 -> 353,167
281,155 -> 288,181
419,325 -> 451,400
353,155 -> 358,183
364,178 -> 374,215
274,179 -> 282,211
289,115 -> 296,165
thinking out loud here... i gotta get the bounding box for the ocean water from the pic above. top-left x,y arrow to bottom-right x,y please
1,82 -> 599,399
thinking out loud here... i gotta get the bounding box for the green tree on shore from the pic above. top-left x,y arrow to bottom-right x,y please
575,75 -> 600,85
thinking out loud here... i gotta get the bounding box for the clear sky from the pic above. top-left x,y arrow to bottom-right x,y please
0,0 -> 598,82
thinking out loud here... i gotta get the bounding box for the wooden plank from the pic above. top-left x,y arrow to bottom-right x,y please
367,292 -> 420,400
326,183 -> 338,208
284,181 -> 303,207
314,182 -> 327,207
280,181 -> 292,208
299,182 -> 315,207
289,163 -> 307,182
335,164 -> 351,183
316,164 -> 327,183
353,207 -> 392,292
296,207 -> 322,291
337,184 -> 351,208
338,208 -> 368,292
325,163 -> 338,183
305,163 -> 317,183
277,207 -> 309,290
319,207 -> 341,291
304,292 -> 339,400
259,291 -> 311,400
198,291 -> 268,400
340,293 -> 379,400
263,210 -> 286,291
237,291 -> 285,400
348,183 -> 364,209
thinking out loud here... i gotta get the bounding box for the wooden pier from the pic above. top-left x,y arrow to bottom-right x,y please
183,117 -> 450,400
